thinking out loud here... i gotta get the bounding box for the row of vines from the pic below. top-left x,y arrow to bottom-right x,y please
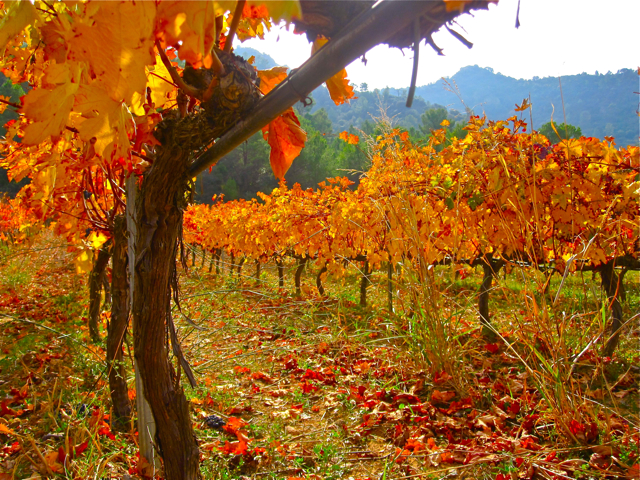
184,116 -> 640,356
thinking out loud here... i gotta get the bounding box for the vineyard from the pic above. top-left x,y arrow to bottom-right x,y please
1,115 -> 639,479
0,0 -> 639,479
184,116 -> 639,355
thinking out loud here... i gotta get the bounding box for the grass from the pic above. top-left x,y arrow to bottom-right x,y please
0,233 -> 637,479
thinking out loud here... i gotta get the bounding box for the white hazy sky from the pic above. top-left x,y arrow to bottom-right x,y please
243,0 -> 640,90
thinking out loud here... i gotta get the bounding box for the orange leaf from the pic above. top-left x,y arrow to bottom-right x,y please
262,108 -> 306,180
0,423 -> 15,435
514,98 -> 532,112
312,37 -> 357,105
431,390 -> 456,404
339,131 -> 359,145
257,67 -> 288,95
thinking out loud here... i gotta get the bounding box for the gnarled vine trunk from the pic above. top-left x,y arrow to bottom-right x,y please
277,258 -> 285,288
478,259 -> 504,339
316,262 -> 328,296
599,261 -> 624,357
107,215 -> 132,429
132,138 -> 199,479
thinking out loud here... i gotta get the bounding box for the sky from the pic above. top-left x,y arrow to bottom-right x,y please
242,0 -> 640,90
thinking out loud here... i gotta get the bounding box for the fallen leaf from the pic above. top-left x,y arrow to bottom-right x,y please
0,423 -> 15,435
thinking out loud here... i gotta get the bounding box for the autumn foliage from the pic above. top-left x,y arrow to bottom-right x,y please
185,117 -> 638,278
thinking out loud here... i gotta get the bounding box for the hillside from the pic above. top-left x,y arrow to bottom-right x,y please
308,66 -> 638,148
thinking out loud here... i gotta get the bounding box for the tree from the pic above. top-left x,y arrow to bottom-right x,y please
538,121 -> 583,143
420,105 -> 449,135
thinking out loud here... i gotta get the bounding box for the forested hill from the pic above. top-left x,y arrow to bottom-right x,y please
413,66 -> 638,147
307,66 -> 638,148
235,47 -> 637,147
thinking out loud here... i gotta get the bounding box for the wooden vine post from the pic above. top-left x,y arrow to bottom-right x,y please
88,241 -> 112,343
106,215 -> 133,429
126,177 -> 158,472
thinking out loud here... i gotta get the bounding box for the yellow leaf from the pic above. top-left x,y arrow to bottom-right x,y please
132,56 -> 176,115
21,82 -> 78,145
88,231 -> 108,249
156,1 -> 218,69
74,250 -> 93,274
339,131 -> 359,145
514,98 -> 532,112
0,0 -> 38,47
0,95 -> 10,115
312,37 -> 356,106
73,84 -> 134,158
69,1 -> 156,103
250,1 -> 302,23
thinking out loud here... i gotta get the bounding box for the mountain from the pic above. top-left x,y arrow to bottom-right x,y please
234,46 -> 278,70
306,65 -> 638,147
413,66 -> 638,147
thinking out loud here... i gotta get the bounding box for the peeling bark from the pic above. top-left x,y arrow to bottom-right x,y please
132,140 -> 199,479
107,215 -> 132,429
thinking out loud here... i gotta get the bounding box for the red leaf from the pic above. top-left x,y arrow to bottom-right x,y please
484,343 -> 500,354
57,446 -> 67,463
74,440 -> 89,457
433,370 -> 453,384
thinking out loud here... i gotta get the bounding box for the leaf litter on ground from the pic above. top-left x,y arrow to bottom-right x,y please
0,235 -> 638,479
